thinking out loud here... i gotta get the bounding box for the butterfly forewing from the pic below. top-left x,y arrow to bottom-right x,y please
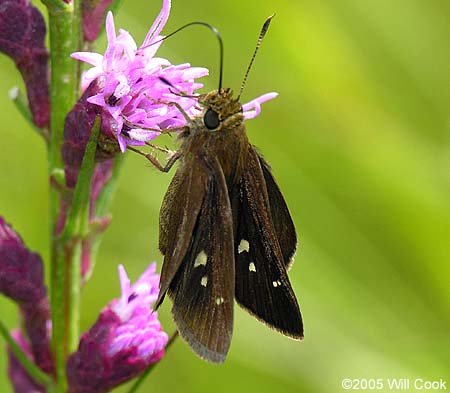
168,156 -> 235,363
156,157 -> 210,308
234,146 -> 303,339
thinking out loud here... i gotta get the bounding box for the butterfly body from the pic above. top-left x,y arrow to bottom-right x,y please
180,89 -> 247,181
155,88 -> 303,363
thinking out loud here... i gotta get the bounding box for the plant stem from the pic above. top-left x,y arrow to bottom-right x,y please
62,118 -> 101,352
41,0 -> 68,12
50,117 -> 100,392
46,1 -> 82,391
0,319 -> 53,389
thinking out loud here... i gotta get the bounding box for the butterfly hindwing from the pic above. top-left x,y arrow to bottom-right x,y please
258,154 -> 297,268
168,156 -> 235,363
234,146 -> 303,339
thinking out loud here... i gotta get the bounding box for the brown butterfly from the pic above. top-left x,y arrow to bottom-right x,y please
142,16 -> 303,363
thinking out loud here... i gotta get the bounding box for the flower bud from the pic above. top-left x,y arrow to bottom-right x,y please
0,217 -> 53,374
7,330 -> 45,393
0,0 -> 50,127
82,0 -> 114,42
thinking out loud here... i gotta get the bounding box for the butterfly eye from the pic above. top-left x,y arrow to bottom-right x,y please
204,108 -> 220,130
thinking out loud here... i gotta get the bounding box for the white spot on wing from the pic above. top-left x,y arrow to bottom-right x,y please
194,250 -> 207,267
216,297 -> 224,305
201,276 -> 208,287
238,239 -> 250,253
249,262 -> 256,272
272,280 -> 282,287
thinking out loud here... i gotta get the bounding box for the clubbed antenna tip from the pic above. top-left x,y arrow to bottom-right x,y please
238,14 -> 275,100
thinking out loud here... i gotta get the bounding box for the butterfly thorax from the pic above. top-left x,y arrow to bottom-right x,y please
180,88 -> 249,185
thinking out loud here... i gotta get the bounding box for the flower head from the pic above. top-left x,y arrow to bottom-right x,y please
71,0 -> 208,152
67,263 -> 168,393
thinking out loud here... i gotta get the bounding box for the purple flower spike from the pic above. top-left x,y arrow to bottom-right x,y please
71,0 -> 208,152
0,217 -> 53,374
242,92 -> 278,120
0,0 -> 50,127
7,330 -> 45,393
67,263 -> 168,393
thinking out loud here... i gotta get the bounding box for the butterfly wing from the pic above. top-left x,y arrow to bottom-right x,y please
234,145 -> 303,339
167,156 -> 235,363
258,154 -> 297,268
156,156 -> 210,308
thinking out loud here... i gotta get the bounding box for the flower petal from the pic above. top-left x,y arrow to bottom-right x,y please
142,0 -> 171,46
242,92 -> 278,120
71,51 -> 104,66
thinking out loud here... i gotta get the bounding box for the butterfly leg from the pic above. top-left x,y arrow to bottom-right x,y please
145,141 -> 174,155
127,146 -> 181,172
165,101 -> 192,123
120,114 -> 185,135
144,92 -> 193,123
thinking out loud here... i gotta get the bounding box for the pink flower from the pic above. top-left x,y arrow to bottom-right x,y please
242,92 -> 278,120
67,263 -> 168,393
71,0 -> 208,152
109,264 -> 165,360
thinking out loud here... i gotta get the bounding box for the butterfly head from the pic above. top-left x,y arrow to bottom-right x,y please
198,88 -> 243,132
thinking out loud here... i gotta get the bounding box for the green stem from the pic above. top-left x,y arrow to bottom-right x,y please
127,331 -> 179,393
67,239 -> 82,352
110,0 -> 125,14
94,155 -> 124,219
40,0 -> 68,13
62,119 -> 101,239
50,118 -> 100,392
47,3 -> 78,174
46,1 -> 82,391
50,244 -> 67,393
63,117 -> 101,345
0,319 -> 53,389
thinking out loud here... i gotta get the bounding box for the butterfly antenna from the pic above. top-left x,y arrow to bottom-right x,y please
141,22 -> 224,91
237,14 -> 275,100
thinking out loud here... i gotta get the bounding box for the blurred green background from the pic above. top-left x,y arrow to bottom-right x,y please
1,0 -> 449,392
